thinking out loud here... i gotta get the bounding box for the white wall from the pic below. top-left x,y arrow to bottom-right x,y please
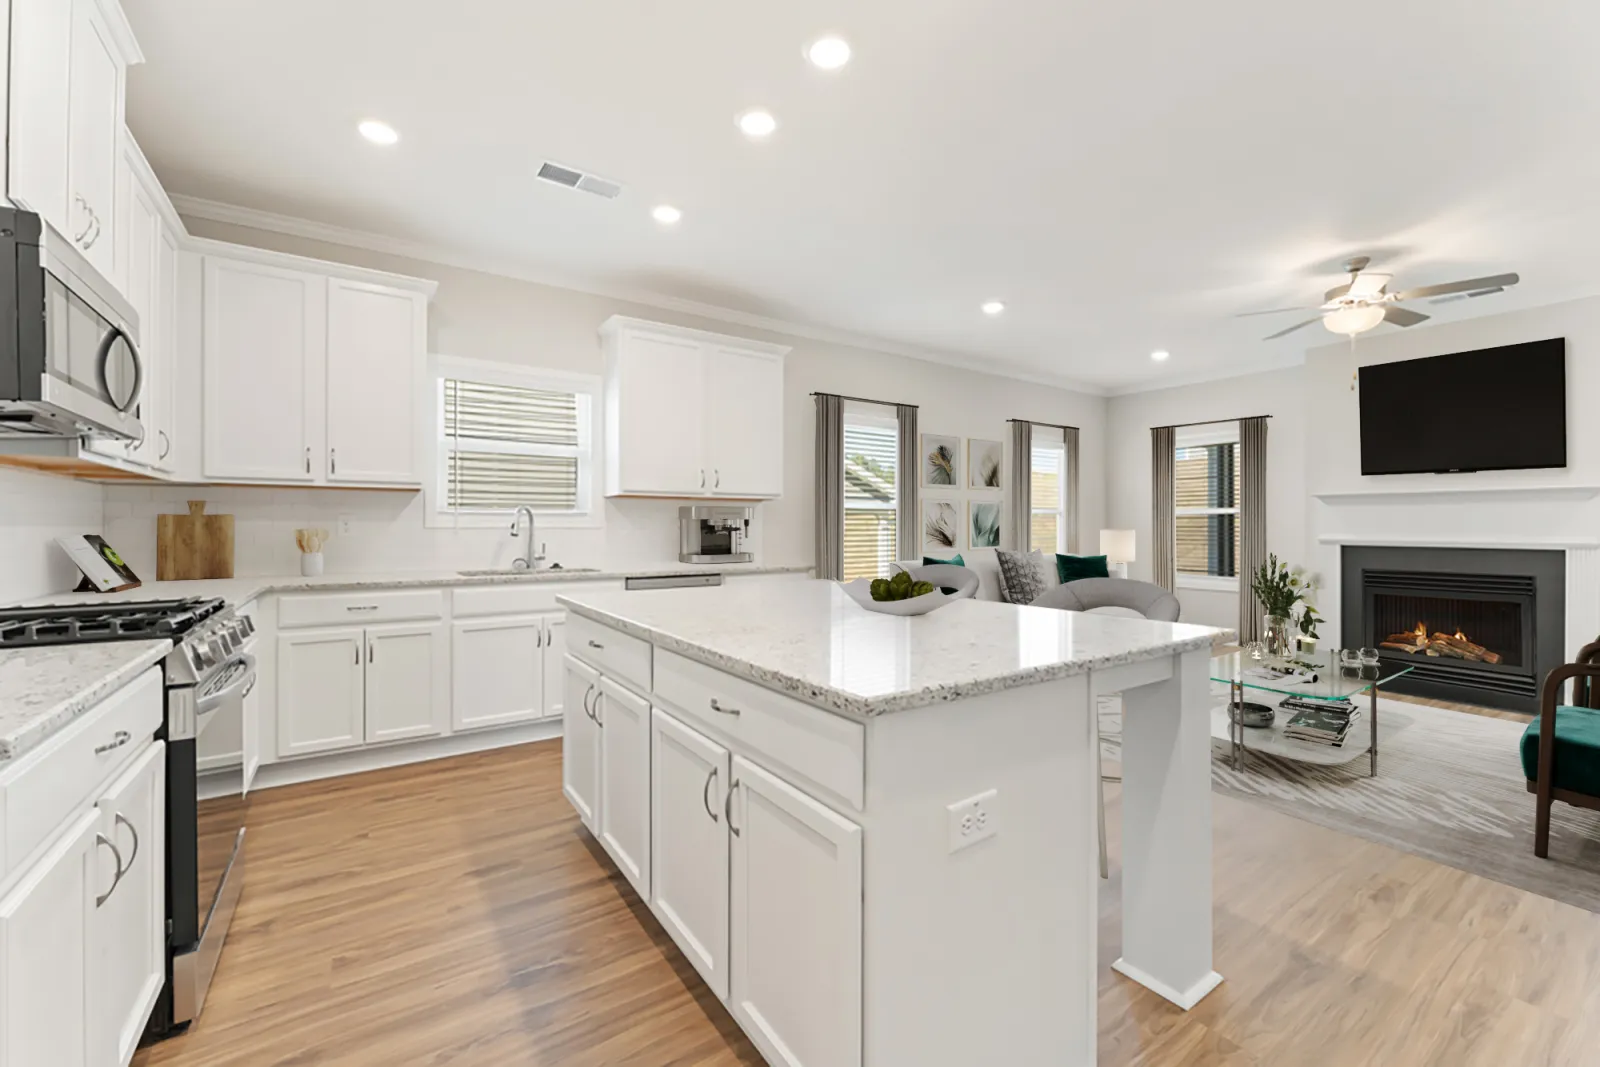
0,468 -> 105,602
1105,368 -> 1306,630
98,217 -> 1107,579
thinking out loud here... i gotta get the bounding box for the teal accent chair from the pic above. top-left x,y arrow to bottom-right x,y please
1524,638 -> 1600,858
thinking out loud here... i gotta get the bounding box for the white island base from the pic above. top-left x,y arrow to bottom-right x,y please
557,583 -> 1222,1067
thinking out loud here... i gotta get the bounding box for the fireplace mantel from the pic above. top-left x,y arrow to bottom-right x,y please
1313,485 -> 1600,506
1319,533 -> 1600,550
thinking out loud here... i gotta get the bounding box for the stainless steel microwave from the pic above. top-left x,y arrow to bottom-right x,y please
0,206 -> 144,440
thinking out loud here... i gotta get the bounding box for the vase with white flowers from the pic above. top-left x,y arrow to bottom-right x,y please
1251,554 -> 1321,657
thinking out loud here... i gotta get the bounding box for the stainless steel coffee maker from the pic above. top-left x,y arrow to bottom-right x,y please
679,506 -> 753,563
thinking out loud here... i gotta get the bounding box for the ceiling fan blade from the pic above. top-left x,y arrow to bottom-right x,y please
1428,286 -> 1506,305
1347,272 -> 1392,299
1394,273 -> 1519,302
1324,282 -> 1352,301
1384,306 -> 1429,327
1264,317 -> 1322,340
1235,306 -> 1317,318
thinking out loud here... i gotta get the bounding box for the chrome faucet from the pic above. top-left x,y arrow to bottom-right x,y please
510,506 -> 546,571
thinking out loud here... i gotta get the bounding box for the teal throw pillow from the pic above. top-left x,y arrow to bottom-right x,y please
1057,553 -> 1110,583
923,554 -> 965,567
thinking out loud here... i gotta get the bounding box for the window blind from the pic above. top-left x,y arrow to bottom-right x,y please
1030,444 -> 1063,553
843,421 -> 898,580
1175,442 -> 1240,577
442,378 -> 581,512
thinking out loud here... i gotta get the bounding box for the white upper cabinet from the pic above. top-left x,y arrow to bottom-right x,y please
325,279 -> 425,485
65,0 -> 122,279
601,317 -> 788,499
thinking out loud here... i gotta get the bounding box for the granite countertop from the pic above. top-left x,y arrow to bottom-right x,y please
558,581 -> 1222,718
15,562 -> 815,610
0,640 -> 171,762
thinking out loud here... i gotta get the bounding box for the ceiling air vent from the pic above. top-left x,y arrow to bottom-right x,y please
536,161 -> 623,200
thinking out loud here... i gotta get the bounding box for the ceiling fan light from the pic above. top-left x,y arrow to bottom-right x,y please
1323,304 -> 1386,336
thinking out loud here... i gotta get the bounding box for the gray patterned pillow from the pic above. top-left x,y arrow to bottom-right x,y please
996,549 -> 1047,605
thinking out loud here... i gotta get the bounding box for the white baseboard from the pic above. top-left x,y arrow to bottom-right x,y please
198,720 -> 562,799
1110,959 -> 1224,1010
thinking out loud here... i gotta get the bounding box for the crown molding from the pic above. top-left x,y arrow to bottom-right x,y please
168,195 -> 1108,398
1103,352 -> 1308,398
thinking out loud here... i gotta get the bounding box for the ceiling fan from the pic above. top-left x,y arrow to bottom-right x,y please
1241,256 -> 1520,340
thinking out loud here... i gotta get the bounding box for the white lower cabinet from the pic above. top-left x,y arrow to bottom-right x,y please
277,628 -> 365,757
90,742 -> 166,1067
650,709 -> 731,999
729,754 -> 863,1067
562,656 -> 602,832
451,614 -> 562,732
0,809 -> 98,1067
596,677 -> 651,897
364,622 -> 449,744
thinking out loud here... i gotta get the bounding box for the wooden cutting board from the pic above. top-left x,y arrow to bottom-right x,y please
156,501 -> 235,580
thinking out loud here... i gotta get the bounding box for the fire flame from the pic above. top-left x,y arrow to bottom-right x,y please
1413,621 -> 1472,643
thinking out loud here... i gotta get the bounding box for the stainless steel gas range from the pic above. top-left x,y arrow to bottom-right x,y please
0,596 -> 257,1038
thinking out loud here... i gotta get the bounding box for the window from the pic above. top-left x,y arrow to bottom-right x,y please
1030,440 -> 1067,553
1174,424 -> 1240,584
842,409 -> 899,580
430,358 -> 599,527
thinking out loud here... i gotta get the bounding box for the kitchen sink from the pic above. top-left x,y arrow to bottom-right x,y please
456,566 -> 601,577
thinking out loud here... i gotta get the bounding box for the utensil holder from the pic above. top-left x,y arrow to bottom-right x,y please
301,552 -> 324,577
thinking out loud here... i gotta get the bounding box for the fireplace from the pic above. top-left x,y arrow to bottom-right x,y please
1340,546 -> 1566,712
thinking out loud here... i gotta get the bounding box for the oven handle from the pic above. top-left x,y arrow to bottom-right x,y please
196,654 -> 257,719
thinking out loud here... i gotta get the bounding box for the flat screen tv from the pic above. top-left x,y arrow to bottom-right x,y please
1358,338 -> 1567,475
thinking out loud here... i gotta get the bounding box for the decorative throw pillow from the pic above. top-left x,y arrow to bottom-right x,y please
1057,553 -> 1110,583
923,554 -> 965,568
996,549 -> 1048,605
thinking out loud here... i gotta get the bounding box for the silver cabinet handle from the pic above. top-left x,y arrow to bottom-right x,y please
714,469 -> 720,489
354,643 -> 360,666
700,469 -> 706,489
582,683 -> 596,722
703,766 -> 720,822
114,812 -> 140,874
73,196 -> 94,243
725,778 -> 741,837
305,446 -> 311,474
94,730 -> 132,756
330,448 -> 337,475
158,430 -> 170,460
587,639 -> 604,650
709,698 -> 740,717
368,640 -> 375,663
95,833 -> 125,907
535,628 -> 543,649
83,210 -> 102,249
346,605 -> 378,612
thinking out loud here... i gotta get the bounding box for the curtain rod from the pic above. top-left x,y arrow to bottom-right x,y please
811,392 -> 918,409
1159,414 -> 1273,430
1006,418 -> 1080,432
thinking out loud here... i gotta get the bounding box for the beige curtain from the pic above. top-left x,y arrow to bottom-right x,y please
1064,425 -> 1081,553
1238,416 -> 1269,642
1008,420 -> 1032,550
896,404 -> 919,561
814,394 -> 844,580
1151,426 -> 1176,592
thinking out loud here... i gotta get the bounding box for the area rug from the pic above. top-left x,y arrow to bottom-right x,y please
1098,693 -> 1600,913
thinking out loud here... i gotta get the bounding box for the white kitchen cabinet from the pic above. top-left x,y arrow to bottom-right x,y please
450,613 -> 567,732
89,741 -> 165,1067
65,0 -> 121,279
650,708 -> 731,999
541,615 -> 567,720
364,622 -> 449,744
601,317 -> 788,499
203,257 -> 323,483
276,628 -> 365,757
0,809 -> 97,1067
597,677 -> 651,898
562,655 -> 602,832
325,279 -> 425,485
729,754 -> 863,1067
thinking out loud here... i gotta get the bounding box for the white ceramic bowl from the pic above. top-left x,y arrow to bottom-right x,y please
839,578 -> 959,616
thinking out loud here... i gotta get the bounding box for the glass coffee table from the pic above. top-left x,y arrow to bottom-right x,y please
1209,651 -> 1416,777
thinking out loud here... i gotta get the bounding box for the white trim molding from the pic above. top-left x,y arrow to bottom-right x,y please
1312,485 -> 1600,506
1317,533 -> 1600,550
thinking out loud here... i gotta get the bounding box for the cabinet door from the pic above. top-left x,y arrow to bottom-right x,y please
451,615 -> 543,731
730,755 -> 863,1067
276,628 -> 365,757
597,677 -> 651,898
561,655 -> 601,832
0,809 -> 97,1067
66,0 -> 121,279
203,258 -> 324,481
650,709 -> 731,999
365,622 -> 448,744
7,0 -> 74,237
704,345 -> 784,497
101,166 -> 160,466
150,221 -> 182,472
325,279 -> 424,485
90,741 -> 166,1067
541,616 -> 567,720
610,330 -> 705,495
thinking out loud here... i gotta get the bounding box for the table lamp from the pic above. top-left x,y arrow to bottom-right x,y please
1100,529 -> 1135,579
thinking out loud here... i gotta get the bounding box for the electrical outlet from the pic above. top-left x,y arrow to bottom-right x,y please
947,789 -> 998,853
336,516 -> 353,537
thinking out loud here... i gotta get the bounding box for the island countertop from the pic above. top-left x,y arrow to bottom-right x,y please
557,580 -> 1221,718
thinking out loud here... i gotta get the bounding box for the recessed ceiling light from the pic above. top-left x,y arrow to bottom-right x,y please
1151,350 -> 1171,362
357,119 -> 399,146
806,36 -> 852,70
981,300 -> 1006,316
737,109 -> 778,139
651,204 -> 682,225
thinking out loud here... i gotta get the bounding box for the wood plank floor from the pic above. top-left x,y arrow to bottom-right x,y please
135,742 -> 1600,1067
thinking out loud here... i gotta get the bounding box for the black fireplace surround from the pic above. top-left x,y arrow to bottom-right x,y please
1340,545 -> 1565,713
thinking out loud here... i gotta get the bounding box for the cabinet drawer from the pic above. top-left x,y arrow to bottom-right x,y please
567,613 -> 651,694
654,650 -> 864,811
0,667 -> 163,884
453,580 -> 619,618
278,589 -> 445,628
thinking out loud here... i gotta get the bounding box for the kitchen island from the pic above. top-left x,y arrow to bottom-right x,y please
557,580 -> 1222,1067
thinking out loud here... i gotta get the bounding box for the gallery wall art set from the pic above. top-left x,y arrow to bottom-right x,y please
919,433 -> 1004,553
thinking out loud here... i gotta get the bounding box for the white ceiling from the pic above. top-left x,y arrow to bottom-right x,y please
122,0 -> 1600,393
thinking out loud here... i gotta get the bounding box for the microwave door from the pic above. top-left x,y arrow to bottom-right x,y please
40,272 -> 143,437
